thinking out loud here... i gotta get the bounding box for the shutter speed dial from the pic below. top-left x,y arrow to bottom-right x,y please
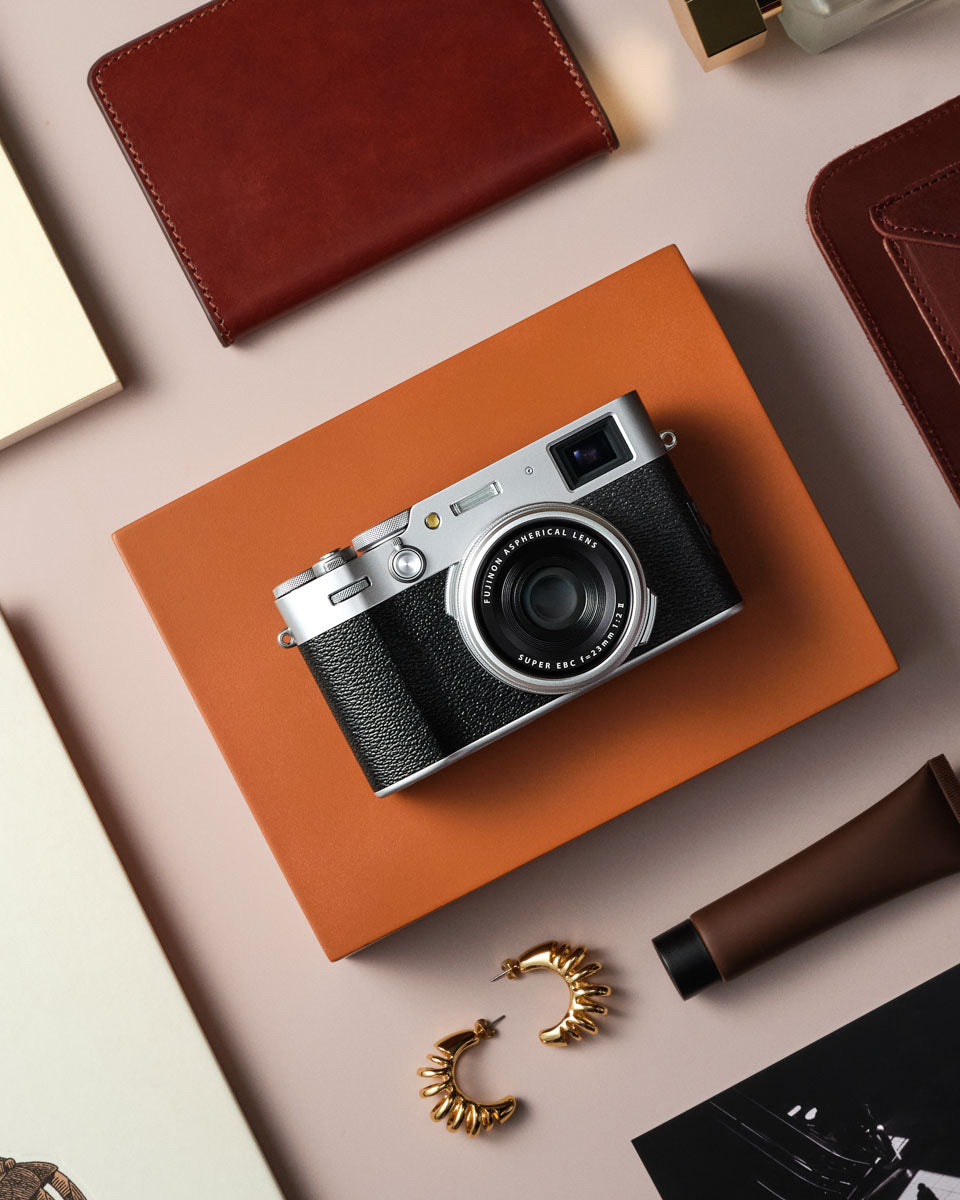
353,510 -> 410,554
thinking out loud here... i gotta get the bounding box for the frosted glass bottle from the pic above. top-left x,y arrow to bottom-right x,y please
779,0 -> 937,52
669,0 -> 938,69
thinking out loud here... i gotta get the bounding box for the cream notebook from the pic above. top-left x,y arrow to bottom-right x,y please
0,613 -> 284,1200
0,141 -> 120,450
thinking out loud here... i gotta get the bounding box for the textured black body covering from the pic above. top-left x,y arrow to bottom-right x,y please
300,456 -> 741,793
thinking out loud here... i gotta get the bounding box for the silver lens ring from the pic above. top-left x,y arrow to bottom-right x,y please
451,503 -> 648,696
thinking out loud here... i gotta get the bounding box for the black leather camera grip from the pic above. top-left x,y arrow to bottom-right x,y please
298,571 -> 548,793
299,601 -> 447,792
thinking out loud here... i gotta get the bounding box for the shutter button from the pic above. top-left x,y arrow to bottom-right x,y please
388,542 -> 425,582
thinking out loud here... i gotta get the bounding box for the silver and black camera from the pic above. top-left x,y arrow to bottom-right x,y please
273,391 -> 741,795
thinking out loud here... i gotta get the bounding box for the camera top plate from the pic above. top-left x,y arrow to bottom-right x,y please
274,391 -> 666,647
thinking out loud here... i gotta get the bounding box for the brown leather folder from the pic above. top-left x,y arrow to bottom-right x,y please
89,0 -> 616,345
808,95 -> 960,505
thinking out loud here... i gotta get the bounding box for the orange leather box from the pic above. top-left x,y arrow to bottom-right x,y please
115,247 -> 897,960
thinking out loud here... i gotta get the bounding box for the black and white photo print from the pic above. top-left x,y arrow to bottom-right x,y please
634,965 -> 960,1200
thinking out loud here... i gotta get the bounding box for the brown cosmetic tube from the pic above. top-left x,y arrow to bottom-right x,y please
654,756 -> 960,999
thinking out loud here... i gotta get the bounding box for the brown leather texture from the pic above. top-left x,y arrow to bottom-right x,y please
88,0 -> 617,345
808,95 -> 960,506
873,163 -> 960,387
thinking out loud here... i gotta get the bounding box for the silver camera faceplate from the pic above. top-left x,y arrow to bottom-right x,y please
275,391 -> 666,647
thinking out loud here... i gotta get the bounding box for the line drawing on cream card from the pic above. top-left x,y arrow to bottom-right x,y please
0,1158 -> 88,1200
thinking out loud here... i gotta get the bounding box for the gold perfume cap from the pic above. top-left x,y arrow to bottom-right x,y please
669,0 -> 784,70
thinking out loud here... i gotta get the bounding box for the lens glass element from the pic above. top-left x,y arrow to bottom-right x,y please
519,566 -> 585,631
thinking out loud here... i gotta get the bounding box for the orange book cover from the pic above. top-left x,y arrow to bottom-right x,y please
115,247 -> 897,960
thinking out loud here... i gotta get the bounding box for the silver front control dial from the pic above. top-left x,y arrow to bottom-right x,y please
352,510 -> 410,554
388,544 -> 425,582
313,547 -> 357,576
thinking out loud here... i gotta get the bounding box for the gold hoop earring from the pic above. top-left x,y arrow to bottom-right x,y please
493,941 -> 611,1045
417,1017 -> 517,1136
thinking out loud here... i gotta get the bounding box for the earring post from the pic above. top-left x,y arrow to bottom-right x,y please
491,969 -> 510,982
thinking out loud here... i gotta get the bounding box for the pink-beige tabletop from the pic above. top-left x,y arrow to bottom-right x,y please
2,2 -> 960,1197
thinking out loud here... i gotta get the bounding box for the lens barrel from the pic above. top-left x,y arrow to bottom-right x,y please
452,504 -> 648,695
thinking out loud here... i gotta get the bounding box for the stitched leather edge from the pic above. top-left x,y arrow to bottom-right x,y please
873,159 -> 960,242
807,96 -> 960,494
886,237 -> 960,377
92,0 -> 236,342
92,0 -> 612,343
530,0 -> 615,151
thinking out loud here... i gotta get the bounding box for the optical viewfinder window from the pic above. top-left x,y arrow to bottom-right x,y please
549,417 -> 632,490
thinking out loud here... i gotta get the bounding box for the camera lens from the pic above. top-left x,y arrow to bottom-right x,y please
518,566 -> 585,631
453,504 -> 647,695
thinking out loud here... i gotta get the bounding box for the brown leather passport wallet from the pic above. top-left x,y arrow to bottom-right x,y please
89,0 -> 617,345
808,96 -> 960,506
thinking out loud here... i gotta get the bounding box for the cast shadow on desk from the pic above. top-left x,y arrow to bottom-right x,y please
3,613 -> 318,1200
699,276 -> 953,671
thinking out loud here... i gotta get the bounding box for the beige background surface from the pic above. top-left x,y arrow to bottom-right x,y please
2,2 -> 960,1197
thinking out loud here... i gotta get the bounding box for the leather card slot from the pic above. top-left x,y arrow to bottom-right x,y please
871,159 -> 960,247
871,160 -> 960,385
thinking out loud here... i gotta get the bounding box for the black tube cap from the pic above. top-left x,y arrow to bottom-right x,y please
653,920 -> 722,999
